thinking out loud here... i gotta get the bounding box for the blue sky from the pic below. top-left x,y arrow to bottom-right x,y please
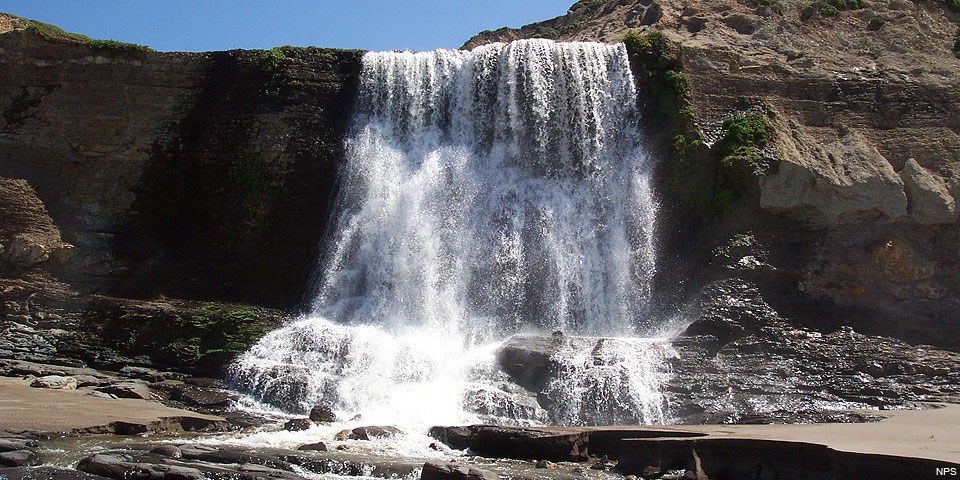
1,1 -> 575,52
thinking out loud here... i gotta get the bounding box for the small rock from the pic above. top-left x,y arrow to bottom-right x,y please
283,418 -> 312,431
30,375 -> 77,390
309,405 -> 337,423
349,425 -> 401,440
334,429 -> 352,441
148,445 -> 182,458
0,449 -> 41,467
297,442 -> 328,452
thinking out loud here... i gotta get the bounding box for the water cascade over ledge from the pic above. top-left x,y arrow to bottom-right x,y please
232,40 -> 676,430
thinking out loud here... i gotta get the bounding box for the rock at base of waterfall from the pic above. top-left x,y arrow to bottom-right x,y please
309,405 -> 337,423
297,442 -> 328,452
0,449 -> 40,467
96,381 -> 153,400
283,418 -> 312,431
428,425 -> 589,462
349,426 -> 401,440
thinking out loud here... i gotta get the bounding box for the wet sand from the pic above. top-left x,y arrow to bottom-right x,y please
0,377 -> 224,434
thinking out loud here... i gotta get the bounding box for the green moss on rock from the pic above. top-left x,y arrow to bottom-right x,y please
84,297 -> 285,375
717,113 -> 774,169
622,31 -> 692,121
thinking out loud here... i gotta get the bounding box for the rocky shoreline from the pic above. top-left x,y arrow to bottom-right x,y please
2,310 -> 959,479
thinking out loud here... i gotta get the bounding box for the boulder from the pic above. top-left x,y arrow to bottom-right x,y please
0,450 -> 40,467
283,418 -> 312,431
349,426 -> 401,440
0,439 -> 37,453
297,442 -> 328,452
899,158 -> 957,224
30,375 -> 77,390
759,131 -> 907,225
496,335 -> 564,392
309,405 -> 337,423
162,384 -> 232,407
421,461 -> 499,480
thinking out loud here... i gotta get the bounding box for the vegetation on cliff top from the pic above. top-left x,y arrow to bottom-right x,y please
3,13 -> 151,53
621,31 -> 775,220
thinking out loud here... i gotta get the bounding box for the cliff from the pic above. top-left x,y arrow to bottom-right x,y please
0,17 -> 362,308
1,0 -> 959,378
466,0 -> 960,349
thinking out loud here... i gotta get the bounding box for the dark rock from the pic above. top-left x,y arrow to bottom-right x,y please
0,450 -> 40,467
112,421 -> 149,435
429,425 -> 589,461
680,279 -> 784,348
297,442 -> 328,452
161,383 -> 232,407
309,405 -> 337,423
96,381 -> 153,400
0,466 -> 108,479
349,426 -> 401,440
0,439 -> 38,453
421,461 -> 499,480
77,453 -> 205,480
283,418 -> 313,431
496,335 -> 564,392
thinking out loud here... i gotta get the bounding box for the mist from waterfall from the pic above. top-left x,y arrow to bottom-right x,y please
232,40 -> 674,429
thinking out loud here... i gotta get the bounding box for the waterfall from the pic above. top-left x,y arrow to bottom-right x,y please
232,39 -> 672,429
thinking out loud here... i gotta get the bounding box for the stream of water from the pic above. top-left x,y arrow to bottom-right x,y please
232,39 -> 674,432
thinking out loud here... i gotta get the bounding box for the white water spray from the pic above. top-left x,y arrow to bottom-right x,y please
233,40 -> 671,430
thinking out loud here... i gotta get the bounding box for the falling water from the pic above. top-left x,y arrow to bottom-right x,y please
233,40 -> 673,429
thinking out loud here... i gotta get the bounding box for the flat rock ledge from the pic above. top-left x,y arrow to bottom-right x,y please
430,406 -> 960,480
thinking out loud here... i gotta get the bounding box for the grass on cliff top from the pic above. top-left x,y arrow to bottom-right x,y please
2,12 -> 151,53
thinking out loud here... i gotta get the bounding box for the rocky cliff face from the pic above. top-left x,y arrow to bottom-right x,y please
466,0 -> 960,350
0,22 -> 362,309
